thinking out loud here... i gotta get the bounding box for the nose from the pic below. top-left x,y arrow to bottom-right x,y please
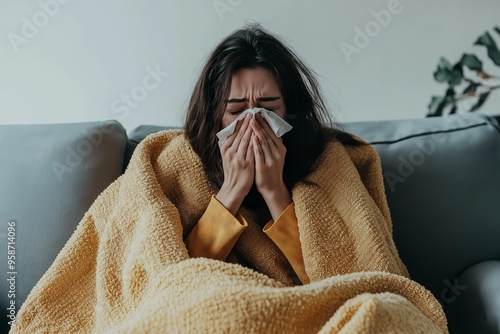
247,98 -> 260,110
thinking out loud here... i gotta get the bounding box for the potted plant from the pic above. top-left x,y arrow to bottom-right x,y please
428,26 -> 500,125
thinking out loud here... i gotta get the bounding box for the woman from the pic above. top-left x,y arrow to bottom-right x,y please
183,24 -> 379,285
11,24 -> 448,334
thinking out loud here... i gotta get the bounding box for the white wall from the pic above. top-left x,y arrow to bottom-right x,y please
1,0 -> 499,133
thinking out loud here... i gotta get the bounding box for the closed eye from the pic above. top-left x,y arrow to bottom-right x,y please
228,107 -> 277,116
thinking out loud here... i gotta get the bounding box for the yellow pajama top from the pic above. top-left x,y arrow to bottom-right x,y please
185,195 -> 309,284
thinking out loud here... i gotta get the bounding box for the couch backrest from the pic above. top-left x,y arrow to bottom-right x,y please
345,113 -> 500,300
128,113 -> 500,301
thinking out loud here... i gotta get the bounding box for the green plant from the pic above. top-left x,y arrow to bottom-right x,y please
428,26 -> 500,116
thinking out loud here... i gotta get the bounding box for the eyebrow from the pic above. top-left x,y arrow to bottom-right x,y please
226,96 -> 282,103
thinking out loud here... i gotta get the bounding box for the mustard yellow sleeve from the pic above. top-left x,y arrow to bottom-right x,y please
185,195 -> 248,261
263,202 -> 310,284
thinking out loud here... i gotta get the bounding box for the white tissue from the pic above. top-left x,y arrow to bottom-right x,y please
216,107 -> 293,146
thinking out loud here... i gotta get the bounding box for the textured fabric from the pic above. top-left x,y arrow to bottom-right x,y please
10,130 -> 448,333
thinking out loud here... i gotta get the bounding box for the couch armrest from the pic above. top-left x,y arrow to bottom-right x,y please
0,121 -> 127,332
446,260 -> 500,334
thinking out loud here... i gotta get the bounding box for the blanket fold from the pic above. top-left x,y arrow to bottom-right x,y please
11,130 -> 448,333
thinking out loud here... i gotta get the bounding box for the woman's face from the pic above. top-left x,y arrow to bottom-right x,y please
222,67 -> 286,128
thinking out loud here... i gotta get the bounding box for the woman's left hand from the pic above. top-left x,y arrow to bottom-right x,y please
250,113 -> 292,220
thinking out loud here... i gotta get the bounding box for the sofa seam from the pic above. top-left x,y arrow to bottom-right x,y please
368,122 -> 491,145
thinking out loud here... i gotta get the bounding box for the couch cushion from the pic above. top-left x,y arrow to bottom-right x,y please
128,125 -> 180,143
445,260 -> 500,334
0,121 -> 126,331
345,113 -> 500,299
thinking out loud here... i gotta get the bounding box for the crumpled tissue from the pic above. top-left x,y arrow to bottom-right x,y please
216,107 -> 293,146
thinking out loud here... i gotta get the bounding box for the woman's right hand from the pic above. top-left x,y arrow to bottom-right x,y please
216,114 -> 255,216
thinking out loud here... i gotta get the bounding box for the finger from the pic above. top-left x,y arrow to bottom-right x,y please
255,113 -> 274,138
232,114 -> 251,149
255,113 -> 282,148
253,134 -> 264,167
247,135 -> 255,162
251,121 -> 273,164
238,119 -> 253,157
223,117 -> 244,149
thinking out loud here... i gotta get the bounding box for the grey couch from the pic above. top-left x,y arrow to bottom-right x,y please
1,113 -> 499,333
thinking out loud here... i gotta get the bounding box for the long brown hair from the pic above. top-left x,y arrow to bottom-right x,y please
184,24 -> 365,211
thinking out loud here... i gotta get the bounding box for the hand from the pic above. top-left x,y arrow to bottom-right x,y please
216,114 -> 255,216
251,113 -> 292,220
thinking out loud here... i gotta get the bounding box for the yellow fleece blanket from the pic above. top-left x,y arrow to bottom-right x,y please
11,130 -> 448,333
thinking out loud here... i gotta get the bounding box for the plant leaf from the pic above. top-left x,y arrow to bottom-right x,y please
433,69 -> 449,83
433,57 -> 453,83
433,58 -> 463,86
463,83 -> 480,94
469,92 -> 490,112
495,26 -> 500,36
427,94 -> 454,116
449,63 -> 463,86
438,57 -> 453,70
445,87 -> 456,97
475,31 -> 496,47
460,54 -> 483,71
448,71 -> 463,86
474,31 -> 500,66
428,96 -> 444,116
449,104 -> 457,114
